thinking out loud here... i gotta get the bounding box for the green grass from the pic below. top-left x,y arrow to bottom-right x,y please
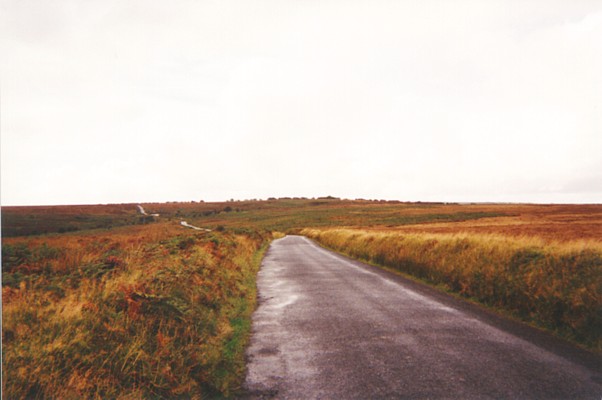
1,205 -> 144,237
173,202 -> 506,232
2,199 -> 508,238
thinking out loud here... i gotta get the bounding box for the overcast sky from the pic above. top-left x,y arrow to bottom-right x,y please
2,0 -> 601,205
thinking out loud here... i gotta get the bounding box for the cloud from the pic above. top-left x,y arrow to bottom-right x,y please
1,0 -> 601,204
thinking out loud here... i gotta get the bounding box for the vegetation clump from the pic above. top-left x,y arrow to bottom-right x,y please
301,228 -> 602,350
2,223 -> 270,398
3,199 -> 601,397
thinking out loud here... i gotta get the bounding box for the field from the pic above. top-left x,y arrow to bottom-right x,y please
2,199 -> 601,398
2,221 -> 272,398
5,199 -> 600,241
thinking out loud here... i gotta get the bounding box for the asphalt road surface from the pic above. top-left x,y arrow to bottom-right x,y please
243,235 -> 601,399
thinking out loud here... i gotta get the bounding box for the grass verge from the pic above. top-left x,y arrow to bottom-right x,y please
2,223 -> 271,398
301,228 -> 602,351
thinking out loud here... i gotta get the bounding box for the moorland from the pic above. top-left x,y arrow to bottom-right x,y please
2,198 -> 601,398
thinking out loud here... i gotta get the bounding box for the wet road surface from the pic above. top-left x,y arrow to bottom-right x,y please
243,236 -> 601,399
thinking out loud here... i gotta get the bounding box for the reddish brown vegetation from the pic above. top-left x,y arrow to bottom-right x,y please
369,204 -> 602,242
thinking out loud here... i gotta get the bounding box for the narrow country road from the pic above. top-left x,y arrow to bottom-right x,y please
180,221 -> 211,231
244,236 -> 601,399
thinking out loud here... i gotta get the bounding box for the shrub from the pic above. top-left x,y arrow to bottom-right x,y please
2,224 -> 271,398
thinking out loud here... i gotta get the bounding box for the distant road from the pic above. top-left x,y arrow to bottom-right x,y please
136,205 -> 209,231
180,221 -> 211,232
136,205 -> 159,217
244,236 -> 601,399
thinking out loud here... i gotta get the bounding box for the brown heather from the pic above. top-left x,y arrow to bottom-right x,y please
2,199 -> 601,398
2,222 -> 271,398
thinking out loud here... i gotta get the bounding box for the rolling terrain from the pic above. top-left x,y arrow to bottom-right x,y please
2,199 -> 601,398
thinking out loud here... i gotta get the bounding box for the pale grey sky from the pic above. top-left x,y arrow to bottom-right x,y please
2,0 -> 601,205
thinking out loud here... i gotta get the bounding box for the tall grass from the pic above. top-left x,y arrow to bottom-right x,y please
3,200 -> 601,397
302,228 -> 602,350
2,223 -> 271,398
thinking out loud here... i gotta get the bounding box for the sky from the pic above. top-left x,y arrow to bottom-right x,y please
2,0 -> 601,206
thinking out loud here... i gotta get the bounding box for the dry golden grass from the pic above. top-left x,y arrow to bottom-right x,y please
3,199 -> 601,398
302,227 -> 602,350
378,204 -> 602,242
2,222 -> 271,398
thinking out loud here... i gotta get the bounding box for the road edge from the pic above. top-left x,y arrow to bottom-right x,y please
300,235 -> 601,376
